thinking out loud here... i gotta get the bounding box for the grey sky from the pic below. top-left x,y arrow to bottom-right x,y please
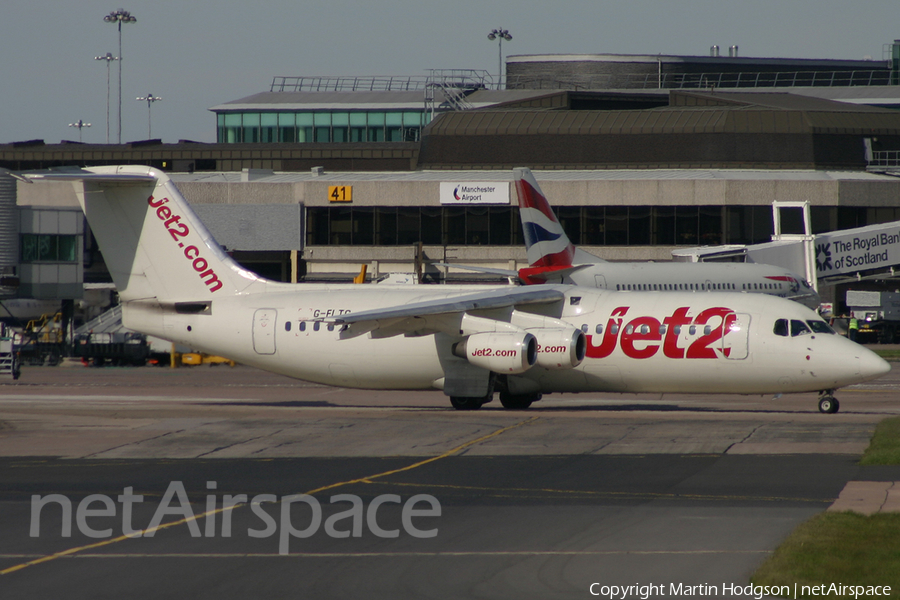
1,0 -> 897,145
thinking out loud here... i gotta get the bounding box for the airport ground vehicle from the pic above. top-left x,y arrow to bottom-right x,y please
846,290 -> 900,343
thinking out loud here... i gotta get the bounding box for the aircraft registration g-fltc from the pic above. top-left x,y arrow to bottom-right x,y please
22,166 -> 889,413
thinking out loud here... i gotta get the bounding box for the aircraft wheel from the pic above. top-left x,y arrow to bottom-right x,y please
450,396 -> 485,411
818,396 -> 840,414
499,392 -> 541,410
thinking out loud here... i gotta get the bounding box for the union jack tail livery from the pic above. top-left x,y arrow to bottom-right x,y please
514,168 -> 576,268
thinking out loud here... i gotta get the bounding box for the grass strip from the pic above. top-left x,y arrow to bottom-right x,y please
860,417 -> 900,466
752,512 -> 900,597
873,349 -> 900,361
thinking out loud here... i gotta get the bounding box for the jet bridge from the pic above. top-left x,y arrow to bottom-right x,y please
673,201 -> 900,292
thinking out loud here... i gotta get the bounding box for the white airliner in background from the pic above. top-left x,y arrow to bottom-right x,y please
451,168 -> 820,309
22,166 -> 887,413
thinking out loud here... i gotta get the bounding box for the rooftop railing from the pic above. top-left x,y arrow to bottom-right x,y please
272,69 -> 894,93
271,70 -> 493,92
505,70 -> 895,91
869,151 -> 900,167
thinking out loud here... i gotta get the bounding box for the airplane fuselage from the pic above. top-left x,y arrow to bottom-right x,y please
123,284 -> 878,396
538,262 -> 820,309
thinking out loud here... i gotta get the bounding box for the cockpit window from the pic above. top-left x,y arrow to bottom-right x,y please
807,320 -> 835,335
773,319 -> 788,337
790,320 -> 811,336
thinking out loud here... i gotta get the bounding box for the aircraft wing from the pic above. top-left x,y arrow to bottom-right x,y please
329,285 -> 566,339
437,261 -> 594,284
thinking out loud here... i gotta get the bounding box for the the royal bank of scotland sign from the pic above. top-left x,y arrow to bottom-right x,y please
816,224 -> 900,277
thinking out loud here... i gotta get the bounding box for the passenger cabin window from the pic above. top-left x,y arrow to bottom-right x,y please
595,324 -> 603,334
299,321 -> 306,332
773,319 -> 788,337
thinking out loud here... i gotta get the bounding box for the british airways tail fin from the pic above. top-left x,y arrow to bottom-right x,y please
24,166 -> 264,302
514,167 -> 603,268
514,167 -> 575,267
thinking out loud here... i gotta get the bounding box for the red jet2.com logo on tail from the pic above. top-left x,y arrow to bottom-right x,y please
586,306 -> 738,360
148,196 -> 223,293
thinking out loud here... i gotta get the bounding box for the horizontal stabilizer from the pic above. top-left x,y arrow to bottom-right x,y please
434,262 -> 519,278
24,171 -> 156,184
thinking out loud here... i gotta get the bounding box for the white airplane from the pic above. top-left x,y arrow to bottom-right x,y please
450,168 -> 820,308
22,166 -> 888,414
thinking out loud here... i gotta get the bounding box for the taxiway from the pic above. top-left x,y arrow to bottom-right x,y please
0,364 -> 897,599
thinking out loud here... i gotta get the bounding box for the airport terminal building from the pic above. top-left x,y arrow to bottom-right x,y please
6,50 -> 900,305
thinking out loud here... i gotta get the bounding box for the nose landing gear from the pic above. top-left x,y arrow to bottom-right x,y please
818,390 -> 840,414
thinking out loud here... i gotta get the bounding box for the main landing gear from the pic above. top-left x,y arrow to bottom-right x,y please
449,375 -> 543,411
449,392 -> 543,410
818,390 -> 840,414
499,392 -> 542,410
449,394 -> 493,411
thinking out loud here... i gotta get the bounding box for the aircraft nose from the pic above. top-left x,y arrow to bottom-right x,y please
857,348 -> 891,380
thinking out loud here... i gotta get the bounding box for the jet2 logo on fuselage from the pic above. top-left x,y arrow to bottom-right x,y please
586,306 -> 738,360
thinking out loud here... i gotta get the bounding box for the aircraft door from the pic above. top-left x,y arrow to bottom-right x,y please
252,308 -> 277,355
722,312 -> 750,360
594,275 -> 607,289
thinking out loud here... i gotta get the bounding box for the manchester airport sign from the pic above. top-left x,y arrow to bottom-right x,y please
439,182 -> 509,205
816,222 -> 900,277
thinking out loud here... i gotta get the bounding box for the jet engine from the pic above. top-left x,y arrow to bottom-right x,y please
530,327 -> 586,369
452,332 -> 537,374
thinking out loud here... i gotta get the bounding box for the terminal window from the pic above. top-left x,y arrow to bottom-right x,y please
218,111 -> 427,144
304,205 -> 895,248
20,234 -> 78,263
307,207 -> 521,246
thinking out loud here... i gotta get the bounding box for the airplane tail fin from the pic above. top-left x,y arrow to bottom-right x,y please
25,166 -> 264,302
513,167 -> 576,268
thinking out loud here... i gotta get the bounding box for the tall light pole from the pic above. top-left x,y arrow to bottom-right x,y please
103,9 -> 137,144
136,94 -> 162,138
68,120 -> 91,143
94,52 -> 119,144
487,28 -> 512,88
